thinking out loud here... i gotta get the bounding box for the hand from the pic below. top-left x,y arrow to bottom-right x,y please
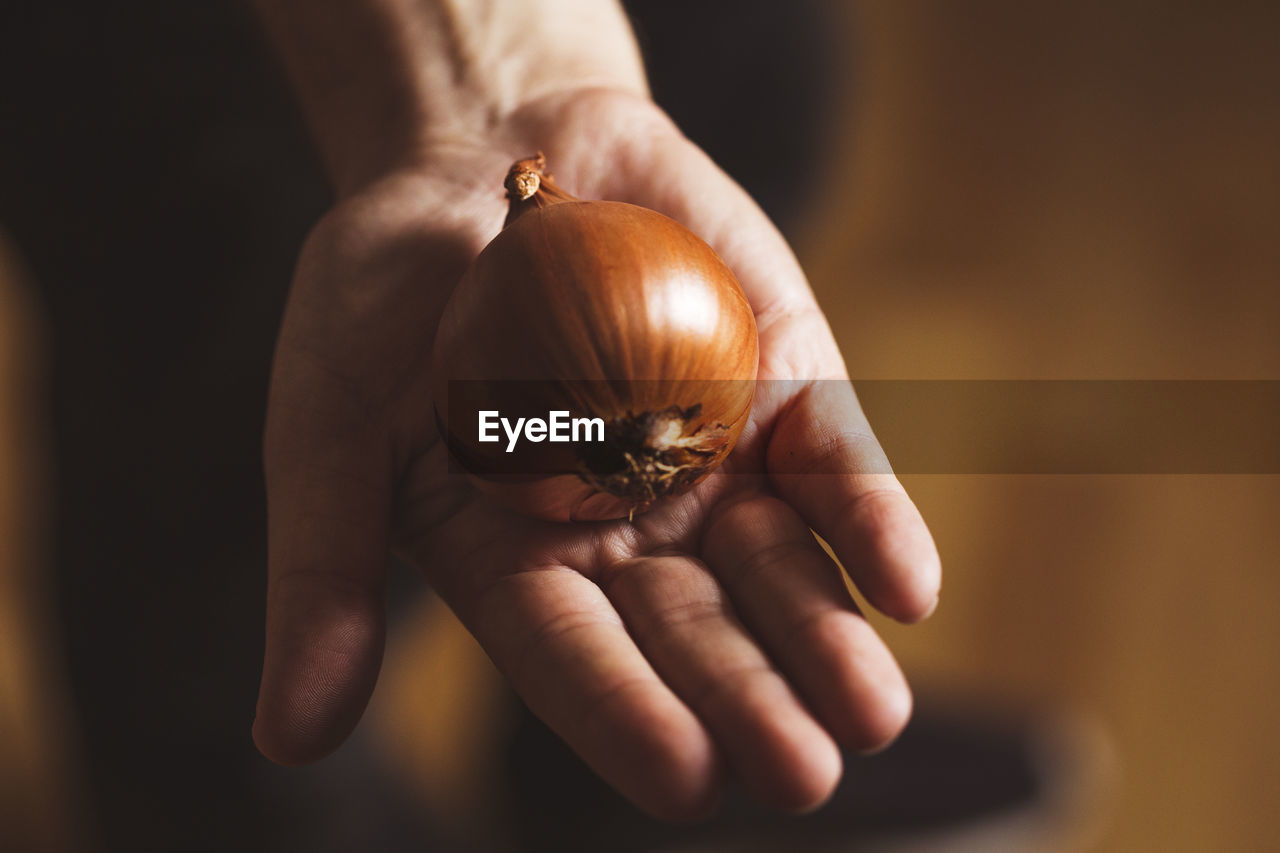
253,89 -> 941,819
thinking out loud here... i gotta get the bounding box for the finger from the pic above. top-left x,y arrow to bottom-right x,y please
766,380 -> 942,622
254,357 -> 393,765
703,493 -> 912,752
457,564 -> 722,822
599,554 -> 842,813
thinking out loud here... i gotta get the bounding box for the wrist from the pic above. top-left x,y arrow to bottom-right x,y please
255,0 -> 648,198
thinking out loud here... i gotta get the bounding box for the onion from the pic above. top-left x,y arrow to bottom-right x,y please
433,154 -> 759,521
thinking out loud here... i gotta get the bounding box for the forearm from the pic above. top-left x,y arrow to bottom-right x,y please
253,0 -> 648,195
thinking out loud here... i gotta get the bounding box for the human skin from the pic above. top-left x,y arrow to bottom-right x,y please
252,0 -> 941,820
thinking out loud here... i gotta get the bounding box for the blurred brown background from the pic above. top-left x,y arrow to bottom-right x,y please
805,3 -> 1279,849
2,1 -> 1277,851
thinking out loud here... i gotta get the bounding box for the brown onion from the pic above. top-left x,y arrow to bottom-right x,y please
433,154 -> 758,521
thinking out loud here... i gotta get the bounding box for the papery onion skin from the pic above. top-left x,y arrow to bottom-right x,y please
433,155 -> 759,521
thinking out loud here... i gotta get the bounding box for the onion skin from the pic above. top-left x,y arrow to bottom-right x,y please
433,155 -> 759,521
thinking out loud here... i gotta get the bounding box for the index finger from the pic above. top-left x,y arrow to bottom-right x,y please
764,377 -> 941,622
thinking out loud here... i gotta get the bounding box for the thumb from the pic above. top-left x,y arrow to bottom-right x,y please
253,355 -> 393,764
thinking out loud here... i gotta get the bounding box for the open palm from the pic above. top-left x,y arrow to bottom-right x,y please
254,90 -> 940,820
